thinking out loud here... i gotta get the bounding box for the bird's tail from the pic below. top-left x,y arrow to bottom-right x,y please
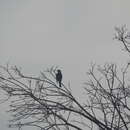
59,81 -> 61,87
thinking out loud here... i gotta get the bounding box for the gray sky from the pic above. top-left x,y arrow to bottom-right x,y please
0,0 -> 130,129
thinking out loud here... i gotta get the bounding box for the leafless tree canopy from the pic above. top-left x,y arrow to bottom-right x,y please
0,26 -> 130,130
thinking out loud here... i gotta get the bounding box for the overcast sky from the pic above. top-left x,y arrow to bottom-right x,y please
0,0 -> 130,129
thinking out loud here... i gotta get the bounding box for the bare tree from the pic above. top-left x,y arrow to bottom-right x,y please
0,26 -> 130,130
85,63 -> 130,130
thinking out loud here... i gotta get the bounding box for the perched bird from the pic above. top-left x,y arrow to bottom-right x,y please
56,69 -> 62,87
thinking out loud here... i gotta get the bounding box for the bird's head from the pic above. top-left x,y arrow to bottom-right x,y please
57,69 -> 61,73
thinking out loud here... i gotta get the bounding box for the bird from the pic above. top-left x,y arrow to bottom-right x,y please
56,69 -> 62,87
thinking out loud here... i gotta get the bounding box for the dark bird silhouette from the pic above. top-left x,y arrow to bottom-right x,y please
56,69 -> 62,87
